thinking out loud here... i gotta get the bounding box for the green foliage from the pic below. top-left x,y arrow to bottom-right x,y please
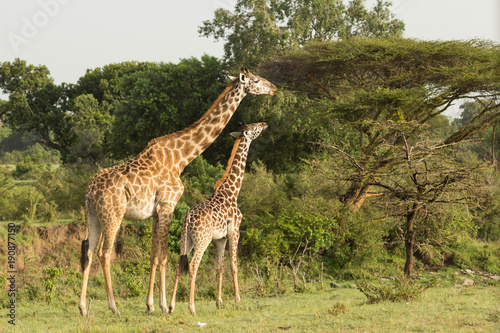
475,175 -> 500,242
0,59 -> 74,161
181,155 -> 224,206
0,142 -> 60,165
0,167 -> 16,220
447,238 -> 500,274
116,260 -> 150,298
41,266 -> 62,303
70,61 -> 157,104
244,196 -> 343,259
68,94 -> 113,163
357,277 -> 426,304
239,162 -> 387,269
110,55 -> 229,160
11,155 -> 50,179
200,0 -> 404,66
258,37 -> 500,176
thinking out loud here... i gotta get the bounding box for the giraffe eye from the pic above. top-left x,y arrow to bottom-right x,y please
253,79 -> 260,83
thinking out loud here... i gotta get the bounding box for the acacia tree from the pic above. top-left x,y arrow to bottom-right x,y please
365,122 -> 480,276
199,0 -> 404,66
259,38 -> 500,210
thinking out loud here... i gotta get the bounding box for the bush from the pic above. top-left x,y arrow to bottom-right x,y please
239,161 -> 390,275
447,238 -> 500,274
357,277 -> 426,304
0,168 -> 16,220
12,156 -> 49,179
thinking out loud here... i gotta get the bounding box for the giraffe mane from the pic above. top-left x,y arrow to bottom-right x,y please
214,132 -> 242,190
147,78 -> 239,147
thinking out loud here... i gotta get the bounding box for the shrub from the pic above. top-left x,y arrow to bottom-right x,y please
41,266 -> 63,303
12,156 -> 49,179
0,168 -> 16,220
328,302 -> 349,316
357,277 -> 426,304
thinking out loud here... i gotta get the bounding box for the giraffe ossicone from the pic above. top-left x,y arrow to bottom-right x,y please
78,68 -> 276,316
168,122 -> 268,316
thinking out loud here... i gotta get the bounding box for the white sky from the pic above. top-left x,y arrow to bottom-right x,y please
1,0 -> 499,116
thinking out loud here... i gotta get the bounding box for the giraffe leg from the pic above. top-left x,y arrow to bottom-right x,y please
169,228 -> 193,314
213,238 -> 227,309
99,224 -> 121,316
157,212 -> 173,314
188,237 -> 212,315
229,228 -> 241,303
146,216 -> 159,312
79,210 -> 101,316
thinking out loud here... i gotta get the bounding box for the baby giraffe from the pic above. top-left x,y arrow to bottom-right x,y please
169,122 -> 268,315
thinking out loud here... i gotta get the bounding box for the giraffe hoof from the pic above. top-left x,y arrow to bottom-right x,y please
79,305 -> 86,316
146,305 -> 155,312
216,299 -> 223,309
188,306 -> 196,316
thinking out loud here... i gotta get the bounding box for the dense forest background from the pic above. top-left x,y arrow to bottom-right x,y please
1,0 -> 500,284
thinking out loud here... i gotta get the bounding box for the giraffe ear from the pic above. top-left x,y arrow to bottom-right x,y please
230,131 -> 241,139
228,75 -> 237,81
239,73 -> 247,82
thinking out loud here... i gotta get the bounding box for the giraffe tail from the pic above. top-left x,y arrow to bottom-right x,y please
179,255 -> 189,275
81,196 -> 91,273
81,239 -> 89,272
179,213 -> 190,275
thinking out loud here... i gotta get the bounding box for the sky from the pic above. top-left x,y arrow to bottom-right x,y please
1,0 -> 499,115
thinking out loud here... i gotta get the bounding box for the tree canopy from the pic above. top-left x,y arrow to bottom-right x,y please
0,59 -> 74,161
258,38 -> 500,207
199,0 -> 404,66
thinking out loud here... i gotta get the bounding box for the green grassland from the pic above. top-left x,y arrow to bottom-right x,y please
4,284 -> 499,333
1,220 -> 500,332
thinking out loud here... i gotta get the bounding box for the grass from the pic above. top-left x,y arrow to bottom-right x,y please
5,284 -> 500,332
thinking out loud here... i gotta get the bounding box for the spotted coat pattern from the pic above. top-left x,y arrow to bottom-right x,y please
168,122 -> 268,315
78,70 -> 277,316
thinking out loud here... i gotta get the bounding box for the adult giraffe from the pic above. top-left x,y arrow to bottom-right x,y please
78,69 -> 276,316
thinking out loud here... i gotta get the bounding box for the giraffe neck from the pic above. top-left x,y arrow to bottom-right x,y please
217,136 -> 252,200
147,79 -> 247,175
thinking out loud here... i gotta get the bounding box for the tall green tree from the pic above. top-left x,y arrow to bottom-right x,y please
199,0 -> 404,66
0,59 -> 74,161
259,38 -> 500,209
110,55 -> 231,162
70,61 -> 157,105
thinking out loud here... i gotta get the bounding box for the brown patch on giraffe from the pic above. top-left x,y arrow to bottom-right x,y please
199,138 -> 210,150
191,130 -> 204,143
181,142 -> 195,157
172,150 -> 181,163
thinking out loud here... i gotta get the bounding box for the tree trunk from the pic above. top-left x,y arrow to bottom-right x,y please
404,203 -> 420,277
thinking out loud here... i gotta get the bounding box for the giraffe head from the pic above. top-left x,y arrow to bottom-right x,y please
236,68 -> 277,96
230,122 -> 269,141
